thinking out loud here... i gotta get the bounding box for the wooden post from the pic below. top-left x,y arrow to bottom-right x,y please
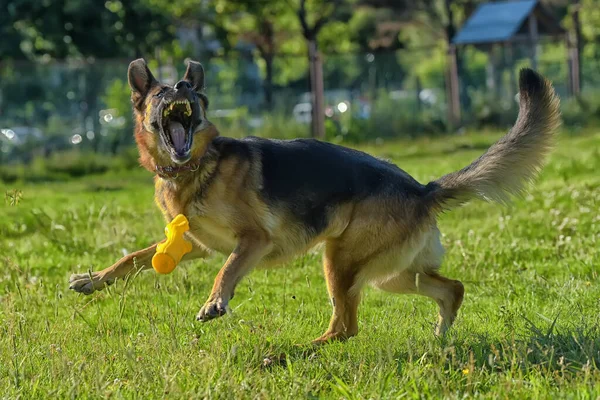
369,56 -> 377,103
446,45 -> 461,129
571,0 -> 582,94
567,36 -> 581,97
308,40 -> 325,139
566,34 -> 574,97
528,13 -> 539,70
415,76 -> 422,113
570,43 -> 580,96
505,41 -> 516,96
486,45 -> 496,93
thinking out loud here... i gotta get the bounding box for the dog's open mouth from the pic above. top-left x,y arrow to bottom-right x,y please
161,99 -> 194,162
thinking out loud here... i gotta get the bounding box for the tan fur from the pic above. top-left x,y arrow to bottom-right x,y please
70,66 -> 560,343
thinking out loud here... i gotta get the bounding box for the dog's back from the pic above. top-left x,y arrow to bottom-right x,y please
211,136 -> 427,238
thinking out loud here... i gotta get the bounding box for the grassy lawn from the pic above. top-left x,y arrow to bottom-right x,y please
1,130 -> 599,398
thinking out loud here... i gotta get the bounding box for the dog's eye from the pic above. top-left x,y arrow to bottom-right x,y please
154,89 -> 165,98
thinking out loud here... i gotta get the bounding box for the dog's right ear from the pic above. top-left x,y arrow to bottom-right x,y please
128,59 -> 158,108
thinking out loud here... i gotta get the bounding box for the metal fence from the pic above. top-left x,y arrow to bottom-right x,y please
0,42 -> 592,163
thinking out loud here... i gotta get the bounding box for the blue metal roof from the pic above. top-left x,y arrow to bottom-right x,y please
453,0 -> 538,45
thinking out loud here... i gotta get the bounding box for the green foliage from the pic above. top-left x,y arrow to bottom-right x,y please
1,0 -> 596,162
0,149 -> 140,183
1,131 -> 599,397
1,0 -> 175,60
467,89 -> 518,129
249,114 -> 310,140
38,151 -> 111,177
343,91 -> 447,141
101,78 -> 134,142
568,0 -> 600,63
397,45 -> 447,89
102,79 -> 131,120
561,90 -> 600,129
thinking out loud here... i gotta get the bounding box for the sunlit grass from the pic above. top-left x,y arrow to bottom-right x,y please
1,130 -> 599,398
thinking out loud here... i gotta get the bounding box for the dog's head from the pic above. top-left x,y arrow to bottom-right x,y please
128,58 -> 216,171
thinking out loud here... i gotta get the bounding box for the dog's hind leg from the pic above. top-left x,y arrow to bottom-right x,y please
313,241 -> 361,344
375,270 -> 464,336
69,245 -> 208,295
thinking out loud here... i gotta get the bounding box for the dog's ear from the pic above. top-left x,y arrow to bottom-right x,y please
182,60 -> 205,92
128,59 -> 158,104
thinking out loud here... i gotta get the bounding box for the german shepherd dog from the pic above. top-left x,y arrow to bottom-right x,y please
70,59 -> 560,343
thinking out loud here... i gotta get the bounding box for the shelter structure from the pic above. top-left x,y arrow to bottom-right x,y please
448,0 -> 572,126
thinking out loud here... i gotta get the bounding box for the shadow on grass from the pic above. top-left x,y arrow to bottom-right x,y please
264,318 -> 600,377
423,320 -> 600,376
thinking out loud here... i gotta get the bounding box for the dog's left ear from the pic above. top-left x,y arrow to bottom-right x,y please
182,60 -> 205,92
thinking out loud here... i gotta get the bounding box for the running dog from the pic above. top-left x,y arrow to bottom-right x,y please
69,59 -> 560,343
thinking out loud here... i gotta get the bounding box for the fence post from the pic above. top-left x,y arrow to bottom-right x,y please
309,40 -> 325,139
415,76 -> 422,113
446,45 -> 461,130
569,0 -> 582,95
567,34 -> 581,97
505,41 -> 516,97
528,14 -> 539,70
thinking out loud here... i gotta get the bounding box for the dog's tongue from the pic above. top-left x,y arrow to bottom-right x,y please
168,121 -> 186,152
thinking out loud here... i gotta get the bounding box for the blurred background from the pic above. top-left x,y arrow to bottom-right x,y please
0,0 -> 592,180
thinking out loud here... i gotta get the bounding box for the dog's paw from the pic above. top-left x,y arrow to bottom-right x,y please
196,299 -> 228,322
311,330 -> 357,345
69,272 -> 113,295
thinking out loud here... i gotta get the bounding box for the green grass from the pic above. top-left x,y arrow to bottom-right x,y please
1,130 -> 600,399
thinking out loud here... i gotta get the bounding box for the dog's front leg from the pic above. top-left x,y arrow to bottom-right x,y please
196,233 -> 271,321
69,245 -> 208,295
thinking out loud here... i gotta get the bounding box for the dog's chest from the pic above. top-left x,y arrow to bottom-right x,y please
155,180 -> 238,253
188,214 -> 237,254
185,196 -> 240,253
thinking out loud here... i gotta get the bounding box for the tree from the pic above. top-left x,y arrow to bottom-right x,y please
1,0 -> 175,60
210,0 -> 296,111
565,0 -> 582,94
0,0 -> 178,156
361,0 -> 485,113
295,0 -> 353,138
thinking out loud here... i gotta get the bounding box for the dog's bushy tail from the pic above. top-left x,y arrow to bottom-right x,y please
426,68 -> 561,211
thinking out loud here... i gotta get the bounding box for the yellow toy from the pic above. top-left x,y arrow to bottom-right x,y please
152,214 -> 193,274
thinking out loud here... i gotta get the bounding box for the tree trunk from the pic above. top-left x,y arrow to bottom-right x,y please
263,52 -> 274,111
308,40 -> 325,139
446,45 -> 461,129
571,0 -> 582,94
528,14 -> 539,70
259,19 -> 275,111
444,0 -> 469,109
444,0 -> 456,48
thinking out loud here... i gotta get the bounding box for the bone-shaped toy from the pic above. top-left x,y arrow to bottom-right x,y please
152,214 -> 193,274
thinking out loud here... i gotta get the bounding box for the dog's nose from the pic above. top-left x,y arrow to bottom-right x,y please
174,80 -> 191,91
